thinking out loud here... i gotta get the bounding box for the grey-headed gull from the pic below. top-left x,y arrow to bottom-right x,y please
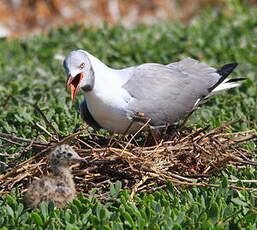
63,50 -> 244,134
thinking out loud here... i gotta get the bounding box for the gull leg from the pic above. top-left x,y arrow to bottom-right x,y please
127,112 -> 167,146
144,127 -> 161,146
122,120 -> 135,136
167,110 -> 195,140
130,112 -> 160,146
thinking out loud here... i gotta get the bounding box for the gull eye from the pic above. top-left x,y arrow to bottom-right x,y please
79,62 -> 85,69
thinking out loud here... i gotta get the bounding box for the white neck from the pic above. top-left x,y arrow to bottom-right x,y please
79,50 -> 131,94
78,50 -> 134,133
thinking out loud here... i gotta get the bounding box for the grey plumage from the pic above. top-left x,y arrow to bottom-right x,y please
123,58 -> 235,126
64,50 -> 244,133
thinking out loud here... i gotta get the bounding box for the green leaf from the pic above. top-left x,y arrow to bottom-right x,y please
208,201 -> 219,222
173,223 -> 182,230
240,213 -> 257,223
65,223 -> 79,230
88,189 -> 96,202
15,203 -> 24,217
72,199 -> 82,211
31,212 -> 43,226
99,208 -> 107,220
39,202 -> 48,220
114,181 -> 122,193
47,222 -> 57,230
4,195 -> 17,209
112,222 -> 124,230
221,177 -> 228,188
48,201 -> 55,214
201,221 -> 212,230
5,205 -> 14,218
65,210 -> 71,222
213,226 -> 225,230
122,211 -> 135,228
231,198 -> 248,207
110,183 -> 116,197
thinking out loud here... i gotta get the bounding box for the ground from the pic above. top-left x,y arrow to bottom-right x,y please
0,1 -> 256,229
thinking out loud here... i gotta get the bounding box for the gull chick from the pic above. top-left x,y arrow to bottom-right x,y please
24,144 -> 86,209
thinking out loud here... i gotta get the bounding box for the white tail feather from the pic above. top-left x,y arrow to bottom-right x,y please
193,79 -> 241,108
207,81 -> 240,97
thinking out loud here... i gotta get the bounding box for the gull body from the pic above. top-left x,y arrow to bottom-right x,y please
24,144 -> 86,209
64,50 -> 243,134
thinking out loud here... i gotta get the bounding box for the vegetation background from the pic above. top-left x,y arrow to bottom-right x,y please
0,0 -> 257,37
0,0 -> 256,229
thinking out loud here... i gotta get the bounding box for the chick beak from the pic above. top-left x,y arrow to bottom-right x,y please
73,156 -> 88,164
66,73 -> 84,103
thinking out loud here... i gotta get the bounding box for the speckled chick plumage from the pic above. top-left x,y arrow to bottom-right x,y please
24,144 -> 85,209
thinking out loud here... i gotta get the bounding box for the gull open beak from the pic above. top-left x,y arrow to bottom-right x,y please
66,73 -> 84,103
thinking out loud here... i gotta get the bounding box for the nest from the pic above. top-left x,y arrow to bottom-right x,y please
0,119 -> 257,198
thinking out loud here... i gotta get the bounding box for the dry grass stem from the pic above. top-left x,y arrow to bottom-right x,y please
0,120 -> 256,196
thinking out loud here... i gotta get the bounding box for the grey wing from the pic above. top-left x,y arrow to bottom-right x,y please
79,100 -> 102,129
122,58 -> 220,126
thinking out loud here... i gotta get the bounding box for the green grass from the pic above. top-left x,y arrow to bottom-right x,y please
1,181 -> 257,230
0,0 -> 257,229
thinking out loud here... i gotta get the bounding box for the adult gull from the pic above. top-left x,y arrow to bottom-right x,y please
63,50 -> 244,134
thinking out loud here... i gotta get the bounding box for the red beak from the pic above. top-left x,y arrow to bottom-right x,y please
66,73 -> 84,103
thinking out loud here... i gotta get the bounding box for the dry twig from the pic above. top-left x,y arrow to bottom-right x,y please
0,120 -> 256,195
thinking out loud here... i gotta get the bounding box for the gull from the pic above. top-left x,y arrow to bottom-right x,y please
24,144 -> 86,209
63,50 -> 244,134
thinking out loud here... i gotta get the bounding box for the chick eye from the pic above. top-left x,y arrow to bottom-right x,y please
79,62 -> 85,69
67,152 -> 72,157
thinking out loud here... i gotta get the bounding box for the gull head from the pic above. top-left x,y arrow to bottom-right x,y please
63,50 -> 95,103
49,144 -> 87,168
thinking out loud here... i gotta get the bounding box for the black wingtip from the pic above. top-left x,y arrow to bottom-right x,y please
208,62 -> 239,92
217,62 -> 238,78
226,77 -> 246,83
